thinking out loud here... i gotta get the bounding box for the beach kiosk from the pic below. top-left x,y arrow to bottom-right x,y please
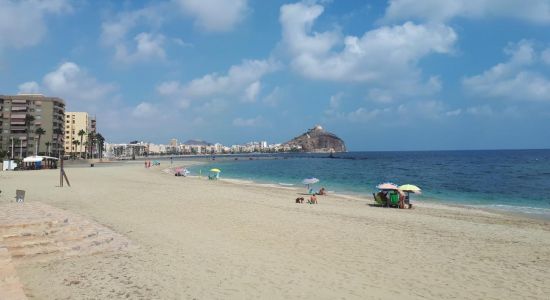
22,156 -> 59,170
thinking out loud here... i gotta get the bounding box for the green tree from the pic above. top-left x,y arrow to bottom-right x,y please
72,140 -> 80,159
34,127 -> 45,155
45,142 -> 51,156
95,133 -> 105,159
24,114 -> 35,157
0,150 -> 7,160
78,129 -> 86,158
53,128 -> 64,157
87,132 -> 96,159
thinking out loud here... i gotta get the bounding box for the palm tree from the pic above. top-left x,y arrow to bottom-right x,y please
72,140 -> 80,159
53,128 -> 64,157
24,114 -> 35,157
88,132 -> 96,159
45,142 -> 51,156
96,133 -> 105,160
34,127 -> 45,155
78,129 -> 86,158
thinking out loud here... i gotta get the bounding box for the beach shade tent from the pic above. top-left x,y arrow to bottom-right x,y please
398,184 -> 421,194
22,156 -> 59,170
376,182 -> 399,190
209,168 -> 221,180
302,177 -> 320,192
398,184 -> 421,208
175,167 -> 189,176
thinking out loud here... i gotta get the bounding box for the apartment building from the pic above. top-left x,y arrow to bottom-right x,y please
64,112 -> 96,157
0,94 -> 65,158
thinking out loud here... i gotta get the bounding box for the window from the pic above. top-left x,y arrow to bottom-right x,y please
66,120 -> 70,123
66,125 -> 69,129
72,120 -> 75,124
66,135 -> 69,139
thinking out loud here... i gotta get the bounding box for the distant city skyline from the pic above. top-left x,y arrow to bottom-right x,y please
1,0 -> 550,151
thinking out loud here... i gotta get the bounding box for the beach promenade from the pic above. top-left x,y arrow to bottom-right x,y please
1,162 -> 549,299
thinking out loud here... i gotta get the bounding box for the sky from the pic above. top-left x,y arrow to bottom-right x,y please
1,0 -> 550,151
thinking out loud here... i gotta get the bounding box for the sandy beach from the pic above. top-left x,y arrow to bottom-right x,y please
1,161 -> 549,299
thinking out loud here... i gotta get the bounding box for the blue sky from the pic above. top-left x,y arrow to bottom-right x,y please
1,0 -> 550,151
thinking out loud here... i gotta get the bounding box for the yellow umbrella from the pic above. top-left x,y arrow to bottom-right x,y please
398,184 -> 421,193
210,168 -> 221,173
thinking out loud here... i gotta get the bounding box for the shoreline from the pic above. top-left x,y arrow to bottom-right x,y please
165,161 -> 550,222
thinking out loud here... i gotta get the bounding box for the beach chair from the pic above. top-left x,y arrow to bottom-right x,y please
389,192 -> 400,207
15,190 -> 25,203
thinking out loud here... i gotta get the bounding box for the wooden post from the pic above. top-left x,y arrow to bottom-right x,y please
60,154 -> 63,187
59,153 -> 71,187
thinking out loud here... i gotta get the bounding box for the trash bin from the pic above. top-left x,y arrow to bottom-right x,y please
90,163 -> 94,167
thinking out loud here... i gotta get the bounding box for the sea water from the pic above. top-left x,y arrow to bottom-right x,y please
184,150 -> 550,217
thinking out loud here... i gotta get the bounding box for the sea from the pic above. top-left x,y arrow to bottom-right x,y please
182,150 -> 550,218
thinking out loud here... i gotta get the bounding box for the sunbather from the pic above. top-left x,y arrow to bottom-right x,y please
317,187 -> 326,195
309,194 -> 318,204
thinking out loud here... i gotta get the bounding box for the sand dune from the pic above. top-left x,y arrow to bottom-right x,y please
0,162 -> 549,299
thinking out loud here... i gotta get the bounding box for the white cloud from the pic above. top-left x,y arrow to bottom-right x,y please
42,62 -> 116,102
244,81 -> 261,102
279,2 -> 456,95
114,32 -> 166,63
326,100 -> 453,124
101,5 -> 167,63
19,62 -> 117,110
262,87 -> 282,107
325,92 -> 344,115
233,116 -> 263,127
463,40 -> 550,102
466,105 -> 493,116
132,102 -> 158,118
18,81 -> 41,94
382,0 -> 550,24
158,59 -> 278,106
0,0 -> 71,49
174,0 -> 248,32
445,109 -> 462,116
347,107 -> 386,122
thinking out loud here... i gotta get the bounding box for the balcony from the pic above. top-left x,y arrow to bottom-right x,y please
11,113 -> 26,119
11,106 -> 28,112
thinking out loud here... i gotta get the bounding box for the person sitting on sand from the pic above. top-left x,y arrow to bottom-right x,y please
309,194 -> 318,204
317,187 -> 326,195
295,197 -> 304,204
376,191 -> 389,206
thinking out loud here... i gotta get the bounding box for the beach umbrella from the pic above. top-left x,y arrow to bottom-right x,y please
210,168 -> 221,173
398,184 -> 421,194
302,177 -> 319,190
376,182 -> 399,190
